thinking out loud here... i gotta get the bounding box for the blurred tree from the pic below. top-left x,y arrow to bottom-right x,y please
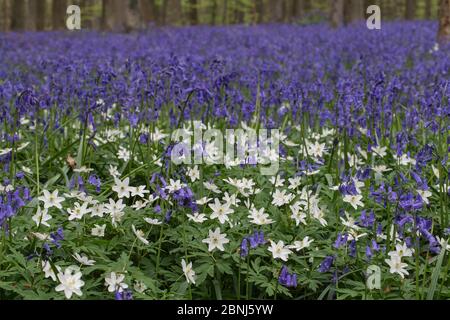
188,0 -> 199,25
52,0 -> 68,29
425,0 -> 432,19
438,0 -> 450,42
255,0 -> 264,23
282,0 -> 290,23
27,0 -> 37,31
102,0 -> 129,31
330,0 -> 345,28
231,0 -> 244,24
138,0 -> 159,26
36,0 -> 47,30
222,0 -> 228,24
292,0 -> 305,22
81,0 -> 102,29
269,0 -> 284,22
304,0 -> 312,12
345,0 -> 364,24
405,0 -> 417,19
11,0 -> 26,30
0,0 -> 6,31
163,0 -> 182,25
0,0 -> 445,31
209,0 -> 218,24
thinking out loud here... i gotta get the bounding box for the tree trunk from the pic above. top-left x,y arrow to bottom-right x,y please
222,0 -> 228,24
36,0 -> 47,30
269,0 -> 283,22
330,0 -> 345,28
292,0 -> 304,22
81,0 -> 93,29
0,0 -> 8,31
210,0 -> 217,25
27,0 -> 37,31
303,0 -> 311,12
438,0 -> 450,43
425,0 -> 432,19
102,0 -> 129,31
138,0 -> 158,26
232,0 -> 244,24
345,0 -> 364,25
188,0 -> 198,25
255,0 -> 264,23
164,0 -> 182,25
52,0 -> 67,30
11,0 -> 26,30
405,0 -> 416,19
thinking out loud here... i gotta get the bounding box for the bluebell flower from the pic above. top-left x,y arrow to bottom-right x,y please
399,192 -> 423,212
415,144 -> 434,169
333,233 -> 348,249
43,243 -> 53,256
240,231 -> 265,258
164,210 -> 172,223
365,246 -> 372,261
349,240 -> 357,258
50,227 -> 64,248
372,239 -> 380,252
318,256 -> 335,273
376,223 -> 383,235
139,133 -> 149,144
88,174 -> 101,193
240,238 -> 249,258
115,290 -> 133,300
278,265 -> 297,288
15,171 -> 24,179
359,210 -> 375,228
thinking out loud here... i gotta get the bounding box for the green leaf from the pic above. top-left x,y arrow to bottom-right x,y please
426,249 -> 446,300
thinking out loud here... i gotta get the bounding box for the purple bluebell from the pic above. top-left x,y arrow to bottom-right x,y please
115,290 -> 133,300
278,265 -> 297,288
318,256 -> 335,273
359,210 -> 375,228
334,233 -> 348,249
50,227 -> 64,248
88,174 -> 101,193
349,240 -> 357,258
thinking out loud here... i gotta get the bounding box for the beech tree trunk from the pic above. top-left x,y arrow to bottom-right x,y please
0,0 -> 9,31
188,0 -> 198,25
425,0 -> 432,19
102,0 -> 129,32
138,0 -> 158,26
269,0 -> 283,23
52,0 -> 68,30
438,0 -> 450,43
330,0 -> 345,28
405,0 -> 417,19
163,0 -> 182,26
345,0 -> 364,25
254,0 -> 263,23
210,0 -> 217,25
36,0 -> 47,30
11,0 -> 26,30
292,0 -> 304,22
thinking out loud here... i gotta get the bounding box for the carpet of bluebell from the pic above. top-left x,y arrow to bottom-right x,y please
0,21 -> 449,300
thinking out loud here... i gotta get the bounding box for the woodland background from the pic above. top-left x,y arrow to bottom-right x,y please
0,0 -> 446,31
